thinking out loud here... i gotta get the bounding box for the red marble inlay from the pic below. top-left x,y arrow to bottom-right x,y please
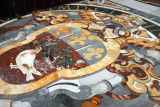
0,32 -> 88,84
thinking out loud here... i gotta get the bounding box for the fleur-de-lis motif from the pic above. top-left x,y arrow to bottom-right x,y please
67,32 -> 91,46
34,12 -> 72,25
83,48 -> 104,60
67,36 -> 87,46
50,14 -> 72,25
34,12 -> 55,21
52,27 -> 71,35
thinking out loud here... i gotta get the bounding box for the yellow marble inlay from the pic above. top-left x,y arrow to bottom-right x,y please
52,27 -> 71,35
0,22 -> 120,95
83,48 -> 104,60
67,32 -> 90,46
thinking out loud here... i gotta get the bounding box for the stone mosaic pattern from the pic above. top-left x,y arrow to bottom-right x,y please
0,0 -> 160,107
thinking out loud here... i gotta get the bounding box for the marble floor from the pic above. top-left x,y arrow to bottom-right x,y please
0,0 -> 160,107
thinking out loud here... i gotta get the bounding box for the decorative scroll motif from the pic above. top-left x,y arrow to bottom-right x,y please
19,9 -> 160,106
78,10 -> 160,104
110,14 -> 144,29
1,7 -> 160,106
83,48 -> 104,60
34,13 -> 51,21
79,10 -> 107,24
0,22 -> 120,95
126,36 -> 160,51
77,9 -> 160,105
103,31 -> 118,38
148,80 -> 160,96
78,10 -> 160,51
105,47 -> 160,103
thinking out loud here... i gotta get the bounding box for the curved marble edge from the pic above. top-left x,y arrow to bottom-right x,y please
0,22 -> 120,96
1,5 -> 160,27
